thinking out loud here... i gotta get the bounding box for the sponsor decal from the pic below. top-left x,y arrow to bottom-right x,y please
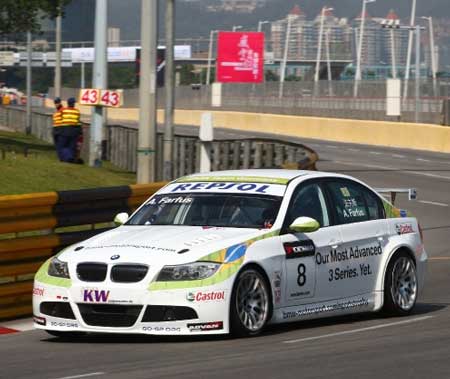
396,223 -> 414,235
290,290 -> 311,298
328,264 -> 372,282
85,244 -> 176,253
142,326 -> 181,333
400,209 -> 408,218
187,321 -> 223,332
184,234 -> 221,247
56,295 -> 69,301
315,243 -> 382,265
284,240 -> 316,259
83,289 -> 110,303
33,287 -> 45,296
282,297 -> 369,320
50,321 -> 79,328
33,315 -> 46,326
110,254 -> 120,260
170,182 -> 270,193
186,290 -> 226,302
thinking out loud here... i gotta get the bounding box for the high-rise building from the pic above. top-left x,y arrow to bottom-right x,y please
270,5 -> 352,62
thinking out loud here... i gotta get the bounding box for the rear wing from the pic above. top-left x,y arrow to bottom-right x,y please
374,188 -> 417,206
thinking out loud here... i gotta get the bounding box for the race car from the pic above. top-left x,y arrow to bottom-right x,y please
33,170 -> 427,337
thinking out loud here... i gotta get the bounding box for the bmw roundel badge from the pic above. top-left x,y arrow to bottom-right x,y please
110,254 -> 120,260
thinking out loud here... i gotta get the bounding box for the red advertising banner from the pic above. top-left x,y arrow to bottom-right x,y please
216,31 -> 264,83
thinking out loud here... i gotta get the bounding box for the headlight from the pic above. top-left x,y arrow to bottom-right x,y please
48,257 -> 70,279
156,262 -> 220,281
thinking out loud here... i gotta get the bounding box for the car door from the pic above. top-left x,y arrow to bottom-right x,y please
320,179 -> 388,299
280,180 -> 342,306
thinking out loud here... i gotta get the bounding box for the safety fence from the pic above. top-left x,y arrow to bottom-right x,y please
0,183 -> 164,320
49,79 -> 450,125
0,106 -> 318,180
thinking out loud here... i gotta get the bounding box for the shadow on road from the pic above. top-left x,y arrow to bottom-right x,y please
41,302 -> 445,345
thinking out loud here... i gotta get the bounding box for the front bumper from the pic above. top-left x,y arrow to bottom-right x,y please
33,281 -> 231,335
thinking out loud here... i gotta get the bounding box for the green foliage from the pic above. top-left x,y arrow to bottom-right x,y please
0,130 -> 135,195
0,0 -> 71,36
265,70 -> 279,82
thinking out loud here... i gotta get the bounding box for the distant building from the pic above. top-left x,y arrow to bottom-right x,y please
270,6 -> 352,62
207,0 -> 267,13
61,0 -> 95,42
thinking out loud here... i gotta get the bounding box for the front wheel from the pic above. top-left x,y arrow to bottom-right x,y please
383,252 -> 418,316
230,268 -> 271,336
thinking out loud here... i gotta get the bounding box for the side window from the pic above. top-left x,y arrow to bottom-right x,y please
363,189 -> 385,220
327,181 -> 369,224
285,182 -> 330,228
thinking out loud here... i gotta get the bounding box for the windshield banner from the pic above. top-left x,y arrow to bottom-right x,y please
159,182 -> 286,197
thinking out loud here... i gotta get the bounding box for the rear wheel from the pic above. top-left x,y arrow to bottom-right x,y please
230,268 -> 271,336
383,252 -> 418,315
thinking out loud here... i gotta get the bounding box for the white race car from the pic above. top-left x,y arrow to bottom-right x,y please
33,170 -> 427,337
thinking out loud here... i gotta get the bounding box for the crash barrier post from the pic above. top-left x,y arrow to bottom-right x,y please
0,106 -> 319,178
0,183 -> 164,320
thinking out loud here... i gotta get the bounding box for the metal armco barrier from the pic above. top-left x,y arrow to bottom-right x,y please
0,183 -> 164,320
0,106 -> 318,179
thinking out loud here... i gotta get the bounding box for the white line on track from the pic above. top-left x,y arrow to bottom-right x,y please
348,148 -> 360,152
417,158 -> 431,162
326,145 -> 338,149
369,151 -> 382,155
418,200 -> 449,207
52,372 -> 105,379
334,160 -> 450,180
283,315 -> 433,344
392,154 -> 405,158
429,257 -> 450,261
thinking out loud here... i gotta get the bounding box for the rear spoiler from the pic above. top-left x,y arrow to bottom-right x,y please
374,188 -> 417,205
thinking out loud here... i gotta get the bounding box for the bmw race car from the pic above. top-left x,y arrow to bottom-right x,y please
33,170 -> 427,337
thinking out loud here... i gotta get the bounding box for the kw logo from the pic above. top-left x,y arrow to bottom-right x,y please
83,289 -> 110,303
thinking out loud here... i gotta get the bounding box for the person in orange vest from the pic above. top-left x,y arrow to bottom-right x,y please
52,97 -> 63,146
56,97 -> 82,163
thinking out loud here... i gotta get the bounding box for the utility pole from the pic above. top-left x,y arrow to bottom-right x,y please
206,30 -> 217,85
403,0 -> 416,101
422,16 -> 437,96
89,0 -> 107,167
163,0 -> 175,180
325,28 -> 333,96
390,28 -> 397,79
137,0 -> 158,183
54,10 -> 62,99
26,31 -> 32,135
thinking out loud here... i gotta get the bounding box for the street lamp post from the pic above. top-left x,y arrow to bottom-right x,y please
325,28 -> 333,96
354,0 -> 376,97
232,25 -> 243,32
278,15 -> 292,99
206,30 -> 218,85
421,16 -> 437,96
314,7 -> 333,97
403,0 -> 417,101
381,19 -> 400,79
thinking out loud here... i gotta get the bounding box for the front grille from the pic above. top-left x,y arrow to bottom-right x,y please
77,263 -> 107,282
40,302 -> 76,319
78,304 -> 143,327
111,264 -> 148,283
142,305 -> 198,322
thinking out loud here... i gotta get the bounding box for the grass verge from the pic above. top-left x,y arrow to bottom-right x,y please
0,130 -> 136,195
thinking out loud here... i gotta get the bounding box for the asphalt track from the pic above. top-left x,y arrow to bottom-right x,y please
1,124 -> 450,379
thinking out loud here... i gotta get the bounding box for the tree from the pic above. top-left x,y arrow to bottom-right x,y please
0,0 -> 71,36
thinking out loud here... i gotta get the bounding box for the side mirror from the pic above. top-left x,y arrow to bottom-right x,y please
114,212 -> 129,226
289,217 -> 320,233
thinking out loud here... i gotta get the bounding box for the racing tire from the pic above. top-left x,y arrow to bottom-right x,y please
230,267 -> 271,337
45,330 -> 86,339
383,252 -> 418,316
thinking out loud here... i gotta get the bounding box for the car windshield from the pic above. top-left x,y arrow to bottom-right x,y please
127,193 -> 282,229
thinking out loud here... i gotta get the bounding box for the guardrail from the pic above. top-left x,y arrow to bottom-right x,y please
0,106 -> 319,179
0,183 -> 164,320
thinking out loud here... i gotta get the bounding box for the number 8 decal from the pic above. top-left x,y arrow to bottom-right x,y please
297,263 -> 306,287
